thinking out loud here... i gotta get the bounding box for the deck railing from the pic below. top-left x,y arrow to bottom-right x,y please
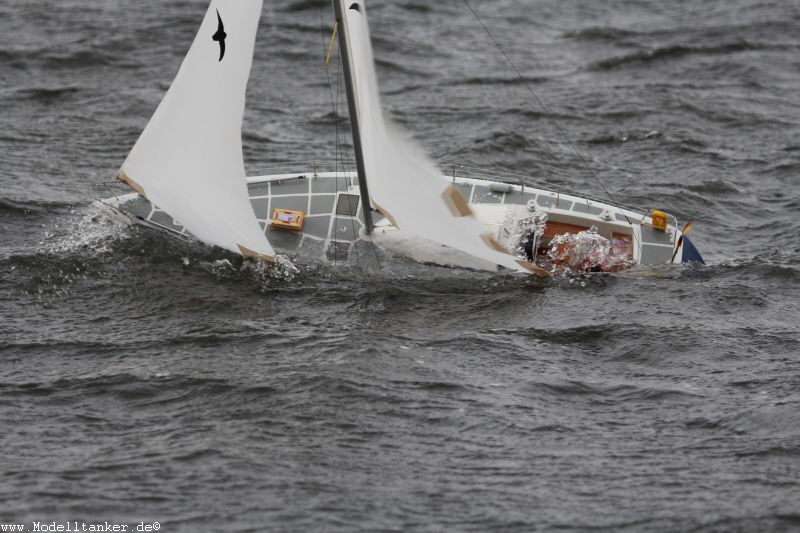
245,160 -> 653,218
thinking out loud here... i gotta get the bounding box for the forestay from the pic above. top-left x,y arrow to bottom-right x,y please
339,1 -> 542,274
118,0 -> 274,260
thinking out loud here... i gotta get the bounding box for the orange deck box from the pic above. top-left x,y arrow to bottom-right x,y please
271,208 -> 305,232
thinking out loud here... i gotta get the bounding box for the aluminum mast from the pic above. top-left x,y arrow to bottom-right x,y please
333,0 -> 374,233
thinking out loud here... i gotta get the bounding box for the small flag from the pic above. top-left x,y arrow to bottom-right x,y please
671,220 -> 693,263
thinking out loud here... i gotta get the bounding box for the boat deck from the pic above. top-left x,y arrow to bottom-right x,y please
99,167 -> 683,270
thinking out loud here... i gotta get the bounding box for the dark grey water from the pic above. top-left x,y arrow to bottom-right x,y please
2,0 -> 800,531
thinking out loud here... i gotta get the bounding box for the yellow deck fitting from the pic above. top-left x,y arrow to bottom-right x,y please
651,210 -> 668,232
271,208 -> 305,232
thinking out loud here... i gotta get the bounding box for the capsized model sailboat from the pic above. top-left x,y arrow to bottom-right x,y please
97,0 -> 704,274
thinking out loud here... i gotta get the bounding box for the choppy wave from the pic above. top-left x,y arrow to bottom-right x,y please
587,129 -> 663,144
562,26 -> 641,41
0,198 -> 74,215
683,179 -> 741,194
4,86 -> 83,103
589,40 -> 773,71
467,131 -> 539,153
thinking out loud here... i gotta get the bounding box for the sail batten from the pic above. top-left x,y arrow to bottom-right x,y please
120,0 -> 274,260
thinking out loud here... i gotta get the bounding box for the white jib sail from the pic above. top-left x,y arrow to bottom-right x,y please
119,0 -> 274,260
340,1 -> 542,274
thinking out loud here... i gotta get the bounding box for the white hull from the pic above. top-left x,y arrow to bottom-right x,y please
97,165 -> 694,273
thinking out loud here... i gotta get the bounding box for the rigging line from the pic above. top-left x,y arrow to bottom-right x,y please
325,21 -> 339,66
321,9 -> 340,265
328,3 -> 381,270
335,52 -> 368,269
322,7 -> 363,267
337,33 -> 382,269
460,0 -> 635,229
338,80 -> 361,263
325,3 -> 350,180
338,54 -> 382,271
333,32 -> 361,267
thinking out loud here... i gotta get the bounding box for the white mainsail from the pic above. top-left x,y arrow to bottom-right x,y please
339,1 -> 544,275
119,0 -> 274,260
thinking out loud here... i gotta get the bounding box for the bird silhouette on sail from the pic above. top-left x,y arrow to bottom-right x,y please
212,10 -> 226,61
